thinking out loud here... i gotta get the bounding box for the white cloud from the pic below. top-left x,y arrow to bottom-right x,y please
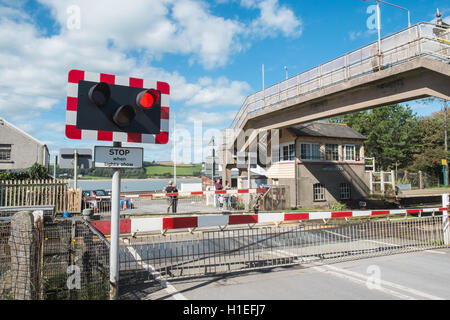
0,0 -> 303,160
180,110 -> 236,126
245,0 -> 302,38
38,0 -> 246,69
183,77 -> 251,108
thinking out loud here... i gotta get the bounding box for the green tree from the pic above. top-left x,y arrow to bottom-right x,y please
28,163 -> 48,179
329,104 -> 420,171
409,110 -> 447,180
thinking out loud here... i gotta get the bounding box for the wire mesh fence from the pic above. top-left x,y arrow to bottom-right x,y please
118,213 -> 448,282
396,170 -> 440,189
41,219 -> 109,300
0,211 -> 110,300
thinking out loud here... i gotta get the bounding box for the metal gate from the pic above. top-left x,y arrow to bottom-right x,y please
118,211 -> 449,281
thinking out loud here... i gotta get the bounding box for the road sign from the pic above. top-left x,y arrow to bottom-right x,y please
442,159 -> 447,166
94,146 -> 143,168
59,148 -> 92,169
65,69 -> 170,144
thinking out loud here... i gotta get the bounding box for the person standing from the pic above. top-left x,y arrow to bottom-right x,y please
165,181 -> 178,214
223,182 -> 231,210
214,178 -> 223,208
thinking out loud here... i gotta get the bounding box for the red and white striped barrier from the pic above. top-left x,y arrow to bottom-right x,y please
90,207 -> 448,236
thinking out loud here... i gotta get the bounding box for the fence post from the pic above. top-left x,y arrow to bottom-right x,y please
380,172 -> 385,193
9,211 -> 39,300
443,195 -> 449,246
391,170 -> 395,192
419,171 -> 424,189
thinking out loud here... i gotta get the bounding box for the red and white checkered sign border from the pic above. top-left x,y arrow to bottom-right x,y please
65,69 -> 170,144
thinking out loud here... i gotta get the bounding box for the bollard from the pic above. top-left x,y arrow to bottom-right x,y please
442,194 -> 449,246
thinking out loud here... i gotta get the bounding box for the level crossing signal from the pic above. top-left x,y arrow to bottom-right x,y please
65,70 -> 170,144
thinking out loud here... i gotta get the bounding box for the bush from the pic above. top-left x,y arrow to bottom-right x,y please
330,202 -> 348,211
28,163 -> 49,179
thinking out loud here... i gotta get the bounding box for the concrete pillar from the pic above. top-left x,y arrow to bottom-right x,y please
9,211 -> 39,300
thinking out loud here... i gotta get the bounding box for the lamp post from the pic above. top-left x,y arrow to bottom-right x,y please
363,0 -> 412,57
381,0 -> 410,28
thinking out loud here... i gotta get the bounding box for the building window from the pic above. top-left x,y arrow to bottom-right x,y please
340,183 -> 351,200
325,144 -> 339,161
280,143 -> 295,161
300,143 -> 322,161
0,144 -> 11,161
313,183 -> 325,201
344,145 -> 356,161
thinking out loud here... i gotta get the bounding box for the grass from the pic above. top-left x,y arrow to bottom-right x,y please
80,176 -> 108,180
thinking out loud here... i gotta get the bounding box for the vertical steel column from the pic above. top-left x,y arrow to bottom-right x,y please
110,141 -> 122,300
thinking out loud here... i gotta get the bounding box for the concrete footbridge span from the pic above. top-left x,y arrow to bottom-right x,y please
221,22 -> 450,181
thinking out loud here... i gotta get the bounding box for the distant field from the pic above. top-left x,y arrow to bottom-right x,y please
145,164 -> 202,177
80,176 -> 108,180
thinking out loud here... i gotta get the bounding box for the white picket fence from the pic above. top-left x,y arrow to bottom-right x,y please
0,179 -> 81,213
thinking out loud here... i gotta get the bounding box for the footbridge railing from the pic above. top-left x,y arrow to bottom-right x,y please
230,22 -> 450,131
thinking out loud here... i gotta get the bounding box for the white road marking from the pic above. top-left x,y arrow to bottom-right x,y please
123,243 -> 187,300
306,263 -> 416,300
423,250 -> 447,254
321,263 -> 444,300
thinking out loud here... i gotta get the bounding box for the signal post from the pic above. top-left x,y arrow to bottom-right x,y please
65,70 -> 170,299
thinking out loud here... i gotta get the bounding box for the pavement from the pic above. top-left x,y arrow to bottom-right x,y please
120,248 -> 450,300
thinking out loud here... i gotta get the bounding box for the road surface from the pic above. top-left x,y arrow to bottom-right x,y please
120,248 -> 450,300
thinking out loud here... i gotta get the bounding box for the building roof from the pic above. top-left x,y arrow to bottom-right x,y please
0,117 -> 48,149
288,122 -> 367,140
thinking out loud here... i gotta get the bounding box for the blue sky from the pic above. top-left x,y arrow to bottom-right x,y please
0,0 -> 449,164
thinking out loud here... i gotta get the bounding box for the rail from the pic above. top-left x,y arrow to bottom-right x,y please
230,22 -> 450,131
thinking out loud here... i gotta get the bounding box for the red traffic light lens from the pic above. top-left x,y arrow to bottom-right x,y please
137,89 -> 160,109
113,105 -> 136,127
88,82 -> 110,107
